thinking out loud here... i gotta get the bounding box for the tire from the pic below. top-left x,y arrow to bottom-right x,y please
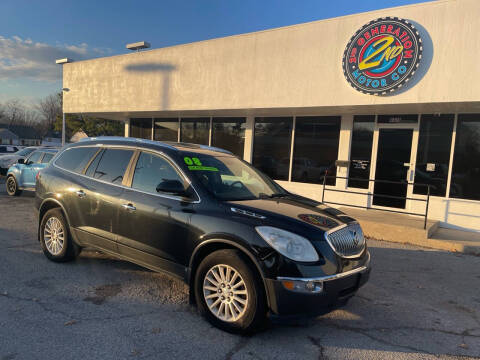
39,208 -> 81,262
6,176 -> 22,196
195,249 -> 267,333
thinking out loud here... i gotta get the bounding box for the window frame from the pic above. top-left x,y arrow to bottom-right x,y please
448,113 -> 480,201
127,150 -> 193,198
53,145 -> 201,203
252,116 -> 293,181
25,151 -> 44,164
40,152 -> 56,164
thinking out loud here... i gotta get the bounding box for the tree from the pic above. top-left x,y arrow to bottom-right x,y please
53,113 -> 123,139
0,99 -> 39,127
36,93 -> 62,137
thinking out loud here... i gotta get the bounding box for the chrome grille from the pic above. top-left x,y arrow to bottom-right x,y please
325,223 -> 365,258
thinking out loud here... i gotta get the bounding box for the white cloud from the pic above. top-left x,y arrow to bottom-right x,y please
0,35 -> 110,82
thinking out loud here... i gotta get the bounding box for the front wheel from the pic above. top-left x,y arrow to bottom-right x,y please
40,208 -> 80,262
195,249 -> 267,333
6,176 -> 21,196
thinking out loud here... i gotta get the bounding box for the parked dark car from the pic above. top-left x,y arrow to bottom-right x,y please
35,137 -> 370,333
0,145 -> 19,154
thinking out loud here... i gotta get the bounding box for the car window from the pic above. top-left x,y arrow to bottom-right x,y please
85,149 -> 104,177
55,147 -> 99,173
184,153 -> 285,201
41,153 -> 54,163
27,151 -> 43,164
132,152 -> 185,194
16,148 -> 36,157
91,148 -> 134,184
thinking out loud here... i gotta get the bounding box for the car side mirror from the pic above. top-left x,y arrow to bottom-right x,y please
17,158 -> 25,164
156,180 -> 187,196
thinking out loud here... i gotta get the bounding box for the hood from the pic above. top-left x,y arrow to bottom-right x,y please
0,154 -> 19,163
227,194 -> 355,233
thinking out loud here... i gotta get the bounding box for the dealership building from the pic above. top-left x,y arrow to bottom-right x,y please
62,0 -> 480,232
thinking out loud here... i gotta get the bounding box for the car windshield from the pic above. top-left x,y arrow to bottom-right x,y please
182,153 -> 286,201
16,148 -> 36,156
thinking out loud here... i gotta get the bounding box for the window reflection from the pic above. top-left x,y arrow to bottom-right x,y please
414,114 -> 454,197
450,114 -> 480,201
154,118 -> 178,142
130,118 -> 152,139
180,118 -> 210,145
292,116 -> 340,185
211,117 -> 246,157
253,117 -> 292,180
348,116 -> 374,189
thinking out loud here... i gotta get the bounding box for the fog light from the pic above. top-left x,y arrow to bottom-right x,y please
282,280 -> 323,293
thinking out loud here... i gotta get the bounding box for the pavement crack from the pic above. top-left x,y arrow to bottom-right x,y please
225,336 -> 250,360
308,336 -> 328,360
0,292 -> 71,319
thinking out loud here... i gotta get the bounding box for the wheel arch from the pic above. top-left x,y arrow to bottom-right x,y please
38,199 -> 72,242
187,238 -> 272,309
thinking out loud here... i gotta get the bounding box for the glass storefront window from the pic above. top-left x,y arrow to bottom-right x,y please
211,117 -> 246,158
130,118 -> 152,139
154,118 -> 178,142
292,116 -> 340,185
377,114 -> 418,124
180,118 -> 210,145
253,117 -> 292,180
450,114 -> 480,201
413,114 -> 454,197
348,116 -> 375,189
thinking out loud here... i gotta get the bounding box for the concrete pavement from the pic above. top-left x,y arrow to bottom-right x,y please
0,178 -> 479,359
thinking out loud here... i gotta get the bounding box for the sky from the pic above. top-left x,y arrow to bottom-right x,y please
0,0 -> 431,105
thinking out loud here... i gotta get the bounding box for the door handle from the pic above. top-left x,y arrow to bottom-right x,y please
76,190 -> 86,198
122,203 -> 136,211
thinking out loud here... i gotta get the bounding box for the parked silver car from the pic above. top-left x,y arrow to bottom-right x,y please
0,147 -> 40,175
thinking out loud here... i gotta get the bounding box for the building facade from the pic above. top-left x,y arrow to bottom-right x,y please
62,0 -> 480,232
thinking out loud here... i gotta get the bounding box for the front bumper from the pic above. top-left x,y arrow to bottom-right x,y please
265,256 -> 371,316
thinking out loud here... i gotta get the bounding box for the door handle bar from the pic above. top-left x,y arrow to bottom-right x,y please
122,203 -> 136,211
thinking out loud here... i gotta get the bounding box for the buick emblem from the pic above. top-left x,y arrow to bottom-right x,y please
350,230 -> 360,245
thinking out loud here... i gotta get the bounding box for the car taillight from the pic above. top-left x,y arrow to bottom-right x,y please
36,172 -> 40,181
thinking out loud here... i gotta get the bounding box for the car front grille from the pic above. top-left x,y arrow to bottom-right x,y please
325,223 -> 365,258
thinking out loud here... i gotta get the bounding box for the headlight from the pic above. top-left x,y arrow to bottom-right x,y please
255,226 -> 319,262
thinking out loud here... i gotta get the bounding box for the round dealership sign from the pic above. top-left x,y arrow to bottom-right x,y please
342,17 -> 422,95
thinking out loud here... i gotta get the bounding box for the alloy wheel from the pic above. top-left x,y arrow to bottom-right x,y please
203,264 -> 249,322
7,177 -> 16,194
44,217 -> 65,256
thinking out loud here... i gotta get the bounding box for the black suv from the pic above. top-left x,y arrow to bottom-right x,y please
35,137 -> 370,333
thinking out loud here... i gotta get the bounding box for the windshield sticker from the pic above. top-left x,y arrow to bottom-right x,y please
188,165 -> 218,171
184,157 -> 203,166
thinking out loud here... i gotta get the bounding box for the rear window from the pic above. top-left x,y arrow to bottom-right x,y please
41,153 -> 55,163
27,151 -> 43,164
55,147 -> 99,173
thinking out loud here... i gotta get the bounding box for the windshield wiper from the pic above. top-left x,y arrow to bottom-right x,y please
258,193 -> 288,199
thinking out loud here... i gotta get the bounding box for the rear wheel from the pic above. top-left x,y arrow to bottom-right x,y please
40,208 -> 80,262
195,249 -> 267,333
6,176 -> 21,196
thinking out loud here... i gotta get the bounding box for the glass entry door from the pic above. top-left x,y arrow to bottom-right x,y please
372,128 -> 415,209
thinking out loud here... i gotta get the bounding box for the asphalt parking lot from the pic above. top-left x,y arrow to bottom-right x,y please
0,177 -> 479,360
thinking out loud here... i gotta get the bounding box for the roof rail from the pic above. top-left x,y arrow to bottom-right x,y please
77,136 -> 177,150
198,145 -> 233,155
78,137 -> 233,155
